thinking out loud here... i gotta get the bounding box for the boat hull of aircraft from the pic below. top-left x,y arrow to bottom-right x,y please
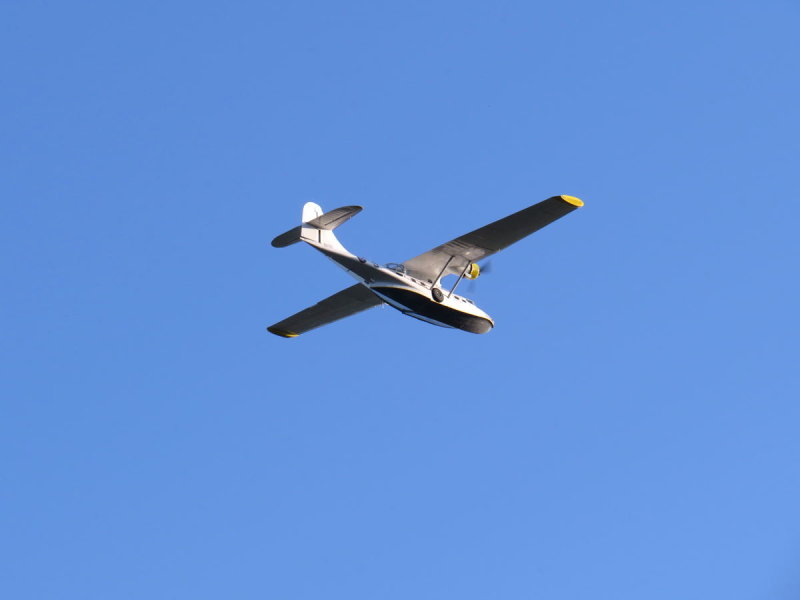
368,285 -> 493,334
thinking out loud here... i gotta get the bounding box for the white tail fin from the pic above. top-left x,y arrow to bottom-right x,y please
300,202 -> 360,253
271,202 -> 362,252
301,202 -> 323,226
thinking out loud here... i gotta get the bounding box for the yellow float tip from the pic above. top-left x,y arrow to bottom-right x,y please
560,195 -> 584,207
267,326 -> 299,338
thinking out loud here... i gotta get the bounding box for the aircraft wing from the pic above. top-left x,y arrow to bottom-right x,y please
267,283 -> 383,337
402,195 -> 583,281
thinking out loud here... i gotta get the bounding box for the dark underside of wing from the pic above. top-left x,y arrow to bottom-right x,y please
403,195 -> 583,280
267,283 -> 383,337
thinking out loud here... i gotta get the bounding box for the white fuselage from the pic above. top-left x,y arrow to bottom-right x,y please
306,238 -> 494,333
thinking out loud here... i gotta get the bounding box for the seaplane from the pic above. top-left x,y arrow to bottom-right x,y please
268,195 -> 584,337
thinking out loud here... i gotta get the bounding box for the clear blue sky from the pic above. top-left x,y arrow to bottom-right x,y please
3,1 -> 799,598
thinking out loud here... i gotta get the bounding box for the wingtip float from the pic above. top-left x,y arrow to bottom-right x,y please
268,195 -> 584,337
560,195 -> 584,207
266,326 -> 299,338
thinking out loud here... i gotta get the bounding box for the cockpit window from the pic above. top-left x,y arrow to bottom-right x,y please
385,262 -> 406,274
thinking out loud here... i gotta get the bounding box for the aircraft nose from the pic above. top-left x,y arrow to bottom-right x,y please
468,317 -> 493,334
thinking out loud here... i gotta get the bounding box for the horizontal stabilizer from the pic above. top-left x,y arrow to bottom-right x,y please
272,205 -> 362,248
271,226 -> 303,248
306,206 -> 362,230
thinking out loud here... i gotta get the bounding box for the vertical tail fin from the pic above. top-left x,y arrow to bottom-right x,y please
300,202 -> 357,253
300,202 -> 324,244
271,202 -> 362,252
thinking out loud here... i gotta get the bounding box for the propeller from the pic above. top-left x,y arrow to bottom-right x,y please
466,260 -> 493,293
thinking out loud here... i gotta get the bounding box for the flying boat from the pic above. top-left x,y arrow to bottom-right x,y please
268,195 -> 583,337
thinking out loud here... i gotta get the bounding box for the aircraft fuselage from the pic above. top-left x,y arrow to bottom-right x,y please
310,240 -> 494,334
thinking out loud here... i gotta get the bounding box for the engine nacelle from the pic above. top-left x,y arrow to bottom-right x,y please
465,263 -> 480,279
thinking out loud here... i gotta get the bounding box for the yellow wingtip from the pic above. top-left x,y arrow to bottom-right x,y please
560,195 -> 584,207
267,326 -> 299,338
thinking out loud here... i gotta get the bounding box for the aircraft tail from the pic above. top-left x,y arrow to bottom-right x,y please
271,202 -> 362,252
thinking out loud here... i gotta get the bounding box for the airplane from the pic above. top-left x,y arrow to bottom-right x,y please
267,195 -> 584,337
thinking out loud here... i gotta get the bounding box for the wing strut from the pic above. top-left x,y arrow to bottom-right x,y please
448,261 -> 472,298
434,255 -> 455,287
